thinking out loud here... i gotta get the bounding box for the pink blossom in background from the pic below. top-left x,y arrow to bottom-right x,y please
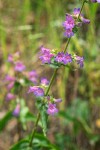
13,104 -> 20,117
14,61 -> 26,72
40,77 -> 49,86
28,70 -> 38,84
6,93 -> 15,101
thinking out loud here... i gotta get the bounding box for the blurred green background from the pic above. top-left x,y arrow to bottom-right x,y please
0,0 -> 100,150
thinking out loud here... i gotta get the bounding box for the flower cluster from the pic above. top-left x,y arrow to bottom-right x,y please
8,51 -> 26,72
28,77 -> 49,97
55,52 -> 72,65
63,8 -> 90,38
39,47 -> 84,68
39,47 -> 54,64
28,78 -> 62,115
5,74 -> 16,101
63,15 -> 75,38
5,74 -> 20,116
5,52 -> 39,117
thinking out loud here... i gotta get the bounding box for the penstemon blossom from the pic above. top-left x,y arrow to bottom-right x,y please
14,61 -> 26,72
28,86 -> 45,97
39,47 -> 54,64
76,55 -> 84,68
28,70 -> 38,84
47,103 -> 58,115
5,52 -> 39,120
13,103 -> 20,117
62,15 -> 75,37
73,8 -> 90,24
6,93 -> 16,101
40,77 -> 49,86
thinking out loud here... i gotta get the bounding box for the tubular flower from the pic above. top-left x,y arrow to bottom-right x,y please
63,15 -> 75,38
62,53 -> 72,65
14,61 -> 26,72
7,82 -> 14,90
76,56 -> 84,68
6,93 -> 15,101
47,103 -> 58,115
39,47 -> 54,64
73,8 -> 80,17
55,52 -> 65,63
8,54 -> 13,62
5,75 -> 15,82
40,77 -> 49,86
73,8 -> 90,24
64,28 -> 74,38
28,70 -> 38,84
63,15 -> 75,29
55,52 -> 72,65
13,104 -> 20,117
28,86 -> 44,97
54,98 -> 62,103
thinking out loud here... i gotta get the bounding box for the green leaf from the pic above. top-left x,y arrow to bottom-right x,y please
10,139 -> 30,150
40,105 -> 48,136
19,99 -> 35,129
13,81 -> 22,94
0,111 -> 13,132
33,133 -> 60,150
59,99 -> 91,135
24,112 -> 35,122
49,63 -> 60,69
89,134 -> 100,146
73,26 -> 78,33
10,134 -> 60,150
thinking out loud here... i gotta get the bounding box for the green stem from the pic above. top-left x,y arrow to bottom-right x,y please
77,0 -> 85,21
63,38 -> 71,53
29,69 -> 58,147
45,69 -> 58,96
29,112 -> 41,147
29,1 -> 86,147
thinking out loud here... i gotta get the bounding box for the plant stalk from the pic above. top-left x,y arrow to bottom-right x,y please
29,1 -> 86,147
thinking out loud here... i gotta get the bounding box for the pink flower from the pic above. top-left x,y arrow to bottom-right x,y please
54,98 -> 62,103
40,77 -> 49,86
8,54 -> 13,62
14,61 -> 26,72
47,103 -> 58,115
28,70 -> 38,84
76,55 -> 84,68
7,82 -> 14,90
63,15 -> 75,29
39,47 -> 54,64
64,28 -> 74,38
13,104 -> 20,117
28,86 -> 44,97
6,93 -> 15,101
5,75 -> 15,82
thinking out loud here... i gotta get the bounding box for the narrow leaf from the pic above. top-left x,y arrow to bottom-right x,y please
0,111 -> 13,132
